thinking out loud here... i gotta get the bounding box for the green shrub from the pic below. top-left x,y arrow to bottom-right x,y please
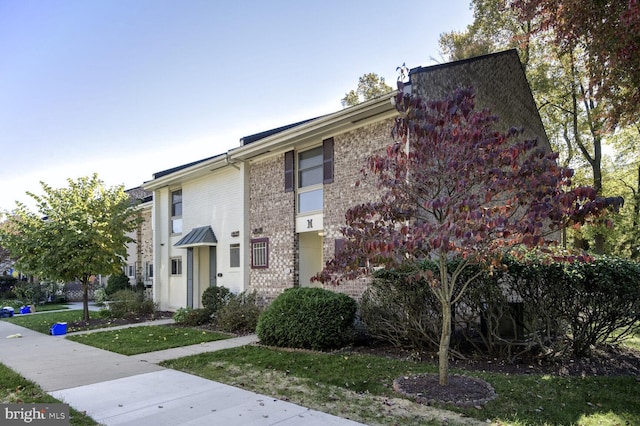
13,281 -> 46,306
202,286 -> 233,317
172,307 -> 192,324
105,273 -> 131,296
216,291 -> 262,334
103,289 -> 156,319
360,266 -> 442,350
93,288 -> 108,305
173,307 -> 212,326
363,253 -> 640,360
0,276 -> 17,298
256,287 -> 357,351
504,254 -> 640,356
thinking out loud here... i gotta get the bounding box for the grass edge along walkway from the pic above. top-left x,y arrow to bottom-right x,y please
162,345 -> 640,426
0,362 -> 99,426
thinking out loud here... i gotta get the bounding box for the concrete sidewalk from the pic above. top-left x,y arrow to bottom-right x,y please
0,319 -> 365,425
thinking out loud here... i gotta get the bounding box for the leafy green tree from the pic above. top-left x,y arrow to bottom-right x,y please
439,0 -> 625,254
341,72 -> 393,107
0,174 -> 140,320
318,86 -> 621,385
603,125 -> 640,258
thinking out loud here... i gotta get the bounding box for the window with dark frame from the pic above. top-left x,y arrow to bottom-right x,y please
251,238 -> 268,268
170,257 -> 182,275
230,244 -> 240,268
297,147 -> 323,213
284,138 -> 333,213
171,189 -> 183,234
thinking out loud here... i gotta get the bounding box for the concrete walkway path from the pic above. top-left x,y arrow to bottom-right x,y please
0,315 -> 365,425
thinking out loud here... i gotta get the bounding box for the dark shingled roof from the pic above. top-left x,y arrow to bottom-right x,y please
239,117 -> 321,146
152,153 -> 225,180
150,118 -> 320,181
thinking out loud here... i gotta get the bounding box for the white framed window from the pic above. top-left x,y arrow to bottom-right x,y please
298,147 -> 323,213
251,238 -> 268,269
127,264 -> 135,277
171,257 -> 182,276
230,244 -> 240,268
171,189 -> 183,234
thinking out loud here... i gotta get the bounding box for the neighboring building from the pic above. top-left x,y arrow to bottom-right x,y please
124,187 -> 153,287
144,49 -> 550,310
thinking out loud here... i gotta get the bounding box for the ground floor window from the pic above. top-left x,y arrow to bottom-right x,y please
230,244 -> 240,267
171,257 -> 182,275
251,238 -> 269,268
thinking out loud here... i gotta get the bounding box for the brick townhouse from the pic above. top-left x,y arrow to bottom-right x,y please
143,49 -> 549,310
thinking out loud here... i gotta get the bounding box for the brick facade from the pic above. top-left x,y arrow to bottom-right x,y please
148,50 -> 550,309
248,154 -> 297,303
246,50 -> 550,304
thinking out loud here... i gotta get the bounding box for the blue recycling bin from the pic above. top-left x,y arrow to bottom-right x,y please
50,322 -> 67,336
20,306 -> 31,314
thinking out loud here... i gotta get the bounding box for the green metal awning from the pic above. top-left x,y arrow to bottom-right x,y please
174,226 -> 217,248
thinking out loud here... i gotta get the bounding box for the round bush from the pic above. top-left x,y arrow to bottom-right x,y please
256,287 -> 357,351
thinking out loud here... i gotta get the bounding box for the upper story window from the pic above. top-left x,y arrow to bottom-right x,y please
298,147 -> 323,187
171,189 -> 182,234
285,139 -> 333,214
298,147 -> 323,213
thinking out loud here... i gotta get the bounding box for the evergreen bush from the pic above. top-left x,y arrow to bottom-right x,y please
360,253 -> 640,359
256,287 -> 357,351
105,273 -> 131,296
202,286 -> 233,317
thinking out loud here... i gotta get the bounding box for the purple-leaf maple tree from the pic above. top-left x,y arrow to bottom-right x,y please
317,86 -> 623,385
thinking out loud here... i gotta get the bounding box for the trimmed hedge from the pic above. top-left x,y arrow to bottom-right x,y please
256,287 -> 357,351
360,254 -> 640,359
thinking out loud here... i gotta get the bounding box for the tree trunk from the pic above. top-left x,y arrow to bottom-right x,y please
82,278 -> 90,322
439,300 -> 452,385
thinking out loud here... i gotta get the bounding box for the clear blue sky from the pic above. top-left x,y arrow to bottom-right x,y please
0,0 -> 473,211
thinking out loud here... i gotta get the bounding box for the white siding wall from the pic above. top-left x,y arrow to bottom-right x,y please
152,163 -> 246,311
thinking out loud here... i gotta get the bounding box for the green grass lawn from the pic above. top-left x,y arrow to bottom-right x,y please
2,310 -> 101,334
0,363 -> 98,425
66,325 -> 231,355
0,301 -> 69,312
162,346 -> 640,426
32,303 -> 71,312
